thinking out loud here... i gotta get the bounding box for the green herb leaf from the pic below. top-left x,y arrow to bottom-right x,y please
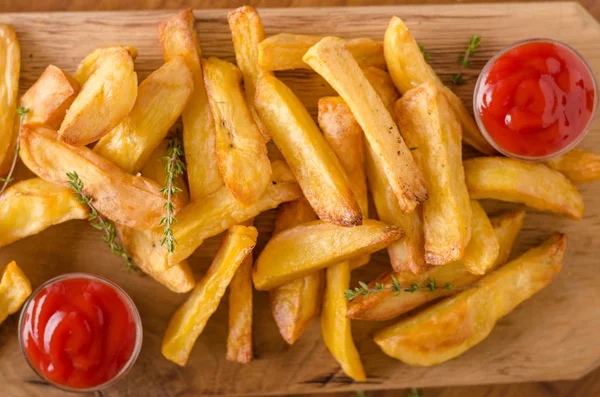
418,43 -> 430,62
452,34 -> 481,86
160,134 -> 186,253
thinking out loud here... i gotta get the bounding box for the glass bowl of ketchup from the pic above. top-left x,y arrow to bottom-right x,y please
18,273 -> 143,392
474,38 -> 598,160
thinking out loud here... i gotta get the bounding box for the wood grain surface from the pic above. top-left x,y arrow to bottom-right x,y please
0,2 -> 599,397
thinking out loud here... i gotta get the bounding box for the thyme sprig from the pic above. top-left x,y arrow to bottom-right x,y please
159,135 -> 185,253
0,107 -> 29,195
66,171 -> 136,272
418,43 -> 430,63
452,34 -> 481,85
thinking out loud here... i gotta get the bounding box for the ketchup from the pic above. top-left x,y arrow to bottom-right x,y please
476,41 -> 596,158
21,276 -> 139,389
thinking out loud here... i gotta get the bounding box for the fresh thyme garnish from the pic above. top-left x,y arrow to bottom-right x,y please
66,171 -> 136,272
0,106 -> 29,195
418,43 -> 430,62
159,135 -> 185,253
407,388 -> 424,397
452,34 -> 481,85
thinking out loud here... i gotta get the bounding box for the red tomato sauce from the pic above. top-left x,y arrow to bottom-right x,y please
476,41 -> 596,158
21,277 -> 138,389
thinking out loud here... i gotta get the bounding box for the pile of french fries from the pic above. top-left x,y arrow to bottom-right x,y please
0,5 -> 598,381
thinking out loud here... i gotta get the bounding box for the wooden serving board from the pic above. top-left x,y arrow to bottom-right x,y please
1,2 -> 600,396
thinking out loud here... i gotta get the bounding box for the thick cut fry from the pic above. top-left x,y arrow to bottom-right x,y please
59,47 -> 137,146
74,46 -> 138,84
94,56 -> 193,173
253,220 -> 402,290
20,125 -> 180,229
374,233 -> 566,366
258,33 -> 385,72
159,9 -> 223,200
322,262 -> 366,382
203,57 -> 271,206
383,17 -> 495,155
226,254 -> 254,364
0,178 -> 88,247
255,73 -> 362,226
20,65 -> 79,130
463,201 -> 499,275
545,148 -> 600,184
396,83 -> 471,265
304,37 -> 427,213
0,261 -> 31,326
162,225 -> 257,366
0,25 -> 19,175
362,67 -> 399,114
464,157 -> 584,220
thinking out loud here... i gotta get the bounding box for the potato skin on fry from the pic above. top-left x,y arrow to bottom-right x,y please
0,24 -> 20,175
545,148 -> 600,184
0,261 -> 32,325
464,157 -> 584,220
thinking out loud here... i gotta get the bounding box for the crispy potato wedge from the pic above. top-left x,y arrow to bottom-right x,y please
94,56 -> 193,173
20,125 -> 180,229
362,67 -> 399,114
464,157 -> 584,220
0,261 -> 32,326
383,17 -> 495,155
545,148 -> 600,184
159,9 -> 223,200
396,83 -> 471,265
20,65 -> 79,130
258,33 -> 385,71
228,6 -> 270,141
463,201 -> 499,275
0,25 -> 19,175
255,73 -> 362,226
203,57 -> 271,206
374,233 -> 566,366
0,178 -> 88,248
74,45 -> 138,84
226,253 -> 254,364
59,47 -> 137,146
162,225 -> 257,366
304,37 -> 427,213
322,261 -> 366,382
253,220 -> 403,290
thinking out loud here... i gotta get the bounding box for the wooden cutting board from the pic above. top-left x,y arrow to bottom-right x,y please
1,2 -> 599,396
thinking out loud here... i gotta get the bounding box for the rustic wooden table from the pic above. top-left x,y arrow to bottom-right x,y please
0,1 -> 598,397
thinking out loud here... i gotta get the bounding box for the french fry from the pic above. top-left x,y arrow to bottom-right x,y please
361,66 -> 399,113
228,6 -> 270,141
462,201 -> 499,275
270,199 -> 322,345
545,148 -> 600,184
59,47 -> 137,146
464,157 -> 584,220
19,125 -> 180,229
374,233 -> 566,366
158,9 -> 223,200
347,210 -> 525,321
0,261 -> 31,326
0,178 -> 88,248
94,56 -> 193,174
0,25 -> 19,175
74,45 -> 138,84
254,73 -> 362,226
258,33 -> 385,71
162,225 -> 257,366
396,83 -> 471,265
383,16 -> 495,155
203,57 -> 271,206
253,220 -> 403,290
303,37 -> 427,213
226,253 -> 254,364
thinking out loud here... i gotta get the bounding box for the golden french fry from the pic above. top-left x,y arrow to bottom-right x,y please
94,56 -> 193,173
304,37 -> 427,213
255,73 -> 362,226
347,210 -> 525,321
362,66 -> 399,114
396,83 -> 471,265
74,45 -> 138,84
228,6 -> 270,141
258,33 -> 385,72
59,47 -> 137,146
159,9 -> 223,200
464,157 -> 584,220
545,148 -> 600,184
0,25 -> 19,175
226,254 -> 254,364
20,125 -> 179,229
374,233 -> 566,366
203,57 -> 271,206
383,17 -> 495,155
253,220 -> 403,290
162,225 -> 258,366
0,261 -> 32,326
462,201 -> 499,275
